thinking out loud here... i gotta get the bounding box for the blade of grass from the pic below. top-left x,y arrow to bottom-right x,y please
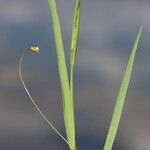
103,25 -> 143,150
70,0 -> 80,66
19,53 -> 69,145
48,0 -> 77,149
69,0 -> 80,149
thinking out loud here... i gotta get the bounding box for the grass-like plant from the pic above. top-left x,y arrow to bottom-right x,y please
19,0 -> 143,150
103,25 -> 143,150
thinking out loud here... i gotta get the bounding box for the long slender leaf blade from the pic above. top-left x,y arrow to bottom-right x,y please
70,0 -> 80,65
48,0 -> 76,149
69,0 -> 81,149
103,25 -> 143,150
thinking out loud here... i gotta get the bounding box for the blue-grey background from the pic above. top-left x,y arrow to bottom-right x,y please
0,0 -> 150,150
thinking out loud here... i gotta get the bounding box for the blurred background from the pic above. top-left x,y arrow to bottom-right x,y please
0,0 -> 150,149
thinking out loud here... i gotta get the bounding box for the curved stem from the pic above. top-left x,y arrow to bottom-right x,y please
19,53 -> 69,145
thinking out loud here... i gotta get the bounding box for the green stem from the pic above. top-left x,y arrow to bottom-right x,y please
19,54 -> 69,145
69,63 -> 76,150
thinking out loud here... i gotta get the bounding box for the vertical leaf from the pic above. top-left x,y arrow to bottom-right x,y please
69,0 -> 81,149
48,0 -> 78,149
70,0 -> 80,66
103,25 -> 143,150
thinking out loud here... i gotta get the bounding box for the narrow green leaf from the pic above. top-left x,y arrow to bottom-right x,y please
48,0 -> 77,149
103,25 -> 143,150
69,0 -> 80,149
70,0 -> 80,65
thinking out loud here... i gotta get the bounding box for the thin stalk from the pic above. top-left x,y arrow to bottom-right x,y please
103,25 -> 143,150
19,53 -> 69,145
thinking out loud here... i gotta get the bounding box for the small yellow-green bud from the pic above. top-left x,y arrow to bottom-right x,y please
28,46 -> 40,53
